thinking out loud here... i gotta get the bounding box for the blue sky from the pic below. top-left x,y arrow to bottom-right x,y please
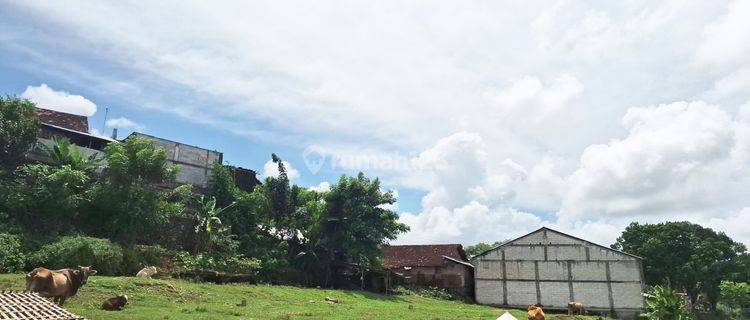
0,52 -> 426,214
2,1 -> 750,246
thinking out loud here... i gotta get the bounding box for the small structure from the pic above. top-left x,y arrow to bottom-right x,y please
127,132 -> 222,190
0,291 -> 86,320
381,244 -> 474,297
472,227 -> 645,318
28,108 -> 114,164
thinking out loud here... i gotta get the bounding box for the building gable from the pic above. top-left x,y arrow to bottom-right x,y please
472,227 -> 640,262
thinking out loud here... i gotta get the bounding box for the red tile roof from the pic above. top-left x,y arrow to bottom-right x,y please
381,244 -> 469,268
35,108 -> 89,133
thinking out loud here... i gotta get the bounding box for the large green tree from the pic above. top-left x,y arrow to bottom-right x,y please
83,136 -> 185,245
314,173 -> 409,285
0,96 -> 39,170
612,221 -> 747,308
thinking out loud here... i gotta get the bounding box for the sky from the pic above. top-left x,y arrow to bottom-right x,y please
1,0 -> 750,247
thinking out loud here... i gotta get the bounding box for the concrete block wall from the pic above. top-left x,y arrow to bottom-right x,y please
131,133 -> 222,188
473,228 -> 645,317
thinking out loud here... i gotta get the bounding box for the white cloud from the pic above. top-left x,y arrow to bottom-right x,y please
561,101 -> 740,220
394,132 -> 544,244
696,0 -> 750,71
106,117 -> 144,131
5,1 -> 750,247
21,84 -> 97,116
262,160 -> 300,180
308,181 -> 330,192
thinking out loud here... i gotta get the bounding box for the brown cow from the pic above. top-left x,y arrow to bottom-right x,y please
568,301 -> 586,315
26,266 -> 97,306
527,305 -> 545,320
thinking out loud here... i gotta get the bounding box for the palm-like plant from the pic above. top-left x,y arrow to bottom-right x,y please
194,196 -> 235,253
642,285 -> 692,320
39,137 -> 101,171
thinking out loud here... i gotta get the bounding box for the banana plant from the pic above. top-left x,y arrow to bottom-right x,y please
642,285 -> 692,320
194,195 -> 235,253
39,137 -> 101,171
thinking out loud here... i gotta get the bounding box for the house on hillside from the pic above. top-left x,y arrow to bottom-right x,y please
472,227 -> 645,318
126,133 -> 261,191
382,244 -> 474,297
29,108 -> 114,163
28,108 -> 261,192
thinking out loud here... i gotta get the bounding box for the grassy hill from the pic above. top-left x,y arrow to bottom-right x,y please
0,274 -> 610,319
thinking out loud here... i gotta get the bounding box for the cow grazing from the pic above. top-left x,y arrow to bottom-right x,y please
568,301 -> 586,315
26,266 -> 97,306
136,266 -> 158,278
102,295 -> 128,311
527,305 -> 545,320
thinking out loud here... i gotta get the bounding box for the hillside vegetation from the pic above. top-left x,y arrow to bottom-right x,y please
0,274 -> 611,320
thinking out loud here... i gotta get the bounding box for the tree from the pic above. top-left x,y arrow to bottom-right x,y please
39,137 -> 101,171
0,96 -> 39,170
612,221 -> 747,308
466,240 -> 508,257
83,137 -> 184,245
315,173 -> 409,285
102,136 -> 178,186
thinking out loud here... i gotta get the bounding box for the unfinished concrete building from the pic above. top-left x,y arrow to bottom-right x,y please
127,132 -> 222,189
472,227 -> 645,318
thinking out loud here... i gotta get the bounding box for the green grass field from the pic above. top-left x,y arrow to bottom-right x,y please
0,274 -> 610,319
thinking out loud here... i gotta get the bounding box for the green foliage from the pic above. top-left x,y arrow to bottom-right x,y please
465,240 -> 507,257
82,139 -> 189,245
121,245 -> 169,275
719,281 -> 750,308
0,96 -> 39,170
5,164 -> 90,239
642,285 -> 692,320
84,183 -> 188,245
392,286 -> 456,300
103,136 -> 178,186
31,236 -> 123,275
612,221 -> 747,308
174,251 -> 261,275
39,137 -> 101,171
319,173 -> 409,268
0,233 -> 25,273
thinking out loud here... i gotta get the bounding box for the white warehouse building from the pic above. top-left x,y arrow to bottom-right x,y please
472,227 -> 645,318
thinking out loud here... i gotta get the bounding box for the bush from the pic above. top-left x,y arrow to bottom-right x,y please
719,281 -> 750,308
122,245 -> 169,276
0,233 -> 25,273
174,251 -> 261,275
31,236 -> 123,275
392,286 -> 456,300
642,285 -> 692,320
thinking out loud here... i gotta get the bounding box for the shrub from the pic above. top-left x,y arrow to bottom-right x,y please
642,285 -> 692,320
719,281 -> 750,308
174,251 -> 261,275
31,236 -> 123,275
392,286 -> 456,301
122,245 -> 169,276
0,233 -> 25,273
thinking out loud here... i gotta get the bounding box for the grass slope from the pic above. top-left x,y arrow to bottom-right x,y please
0,274 -> 609,319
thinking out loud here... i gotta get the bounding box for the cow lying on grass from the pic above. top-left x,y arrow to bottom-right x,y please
527,305 -> 545,320
26,266 -> 97,306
